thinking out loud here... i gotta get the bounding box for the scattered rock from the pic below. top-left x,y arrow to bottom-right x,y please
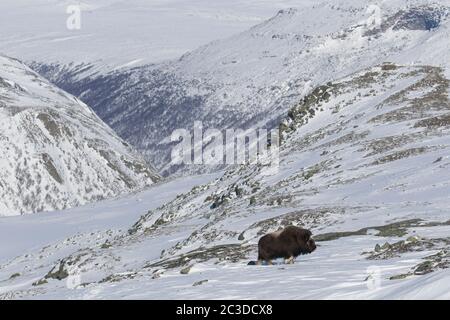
32,279 -> 48,286
9,273 -> 21,280
316,219 -> 425,242
101,241 -> 112,249
193,280 -> 208,286
180,265 -> 193,275
45,260 -> 69,281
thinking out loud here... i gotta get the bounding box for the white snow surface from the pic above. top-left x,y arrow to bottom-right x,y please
0,0 -> 449,300
0,0 -> 309,74
0,62 -> 449,299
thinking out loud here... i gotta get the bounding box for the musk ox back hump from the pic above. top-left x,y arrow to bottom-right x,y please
257,226 -> 315,261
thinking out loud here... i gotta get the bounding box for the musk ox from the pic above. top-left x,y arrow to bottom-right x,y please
256,226 -> 316,265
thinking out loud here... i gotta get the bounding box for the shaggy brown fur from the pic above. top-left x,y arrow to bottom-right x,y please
257,226 -> 316,264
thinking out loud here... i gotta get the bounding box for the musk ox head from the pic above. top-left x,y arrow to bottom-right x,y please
257,225 -> 316,263
297,228 -> 316,254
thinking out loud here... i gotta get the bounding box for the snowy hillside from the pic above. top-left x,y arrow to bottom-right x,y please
0,0 -> 305,76
0,62 -> 449,299
0,55 -> 159,216
32,0 -> 450,175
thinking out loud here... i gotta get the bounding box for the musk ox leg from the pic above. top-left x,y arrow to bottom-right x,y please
284,256 -> 294,264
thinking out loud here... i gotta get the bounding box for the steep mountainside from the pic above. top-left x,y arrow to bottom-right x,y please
0,55 -> 159,216
33,0 -> 450,175
1,63 -> 449,298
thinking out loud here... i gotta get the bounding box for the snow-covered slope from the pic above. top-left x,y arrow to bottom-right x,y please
0,55 -> 159,216
33,0 -> 450,175
0,62 -> 448,298
0,0 -> 305,77
0,0 -> 449,299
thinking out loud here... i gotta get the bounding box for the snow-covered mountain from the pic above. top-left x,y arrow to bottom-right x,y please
0,55 -> 159,216
0,0 -> 449,300
32,0 -> 450,175
1,60 -> 448,298
0,0 -> 302,75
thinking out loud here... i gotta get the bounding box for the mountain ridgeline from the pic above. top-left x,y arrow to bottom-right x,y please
31,2 -> 450,176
